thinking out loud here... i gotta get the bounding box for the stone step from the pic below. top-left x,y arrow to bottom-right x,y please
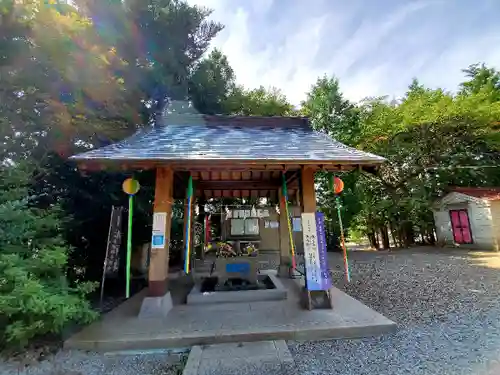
183,340 -> 297,375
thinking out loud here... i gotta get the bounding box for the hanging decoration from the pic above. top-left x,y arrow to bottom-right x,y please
204,214 -> 211,246
333,176 -> 344,194
184,175 -> 194,274
282,174 -> 296,269
329,174 -> 350,282
122,177 -> 140,298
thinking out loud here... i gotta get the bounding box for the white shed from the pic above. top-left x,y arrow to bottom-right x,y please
433,188 -> 500,250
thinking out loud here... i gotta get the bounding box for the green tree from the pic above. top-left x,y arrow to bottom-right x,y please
225,86 -> 295,116
189,48 -> 236,115
301,76 -> 363,249
0,163 -> 97,348
301,76 -> 360,146
460,63 -> 500,100
0,0 -> 133,162
351,71 -> 500,247
75,0 -> 223,124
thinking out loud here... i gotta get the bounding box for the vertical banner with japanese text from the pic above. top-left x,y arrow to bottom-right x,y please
105,206 -> 123,277
315,212 -> 332,290
302,213 -> 321,290
301,212 -> 332,291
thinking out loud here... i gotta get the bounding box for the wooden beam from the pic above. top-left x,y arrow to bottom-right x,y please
72,158 -> 374,173
286,170 -> 300,186
196,180 -> 281,190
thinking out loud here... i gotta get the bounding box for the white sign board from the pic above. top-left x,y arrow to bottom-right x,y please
153,212 -> 166,232
151,212 -> 167,249
292,217 -> 302,232
301,213 -> 321,290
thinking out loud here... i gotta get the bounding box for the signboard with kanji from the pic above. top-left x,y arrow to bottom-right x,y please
104,206 -> 123,277
315,212 -> 332,290
301,212 -> 331,291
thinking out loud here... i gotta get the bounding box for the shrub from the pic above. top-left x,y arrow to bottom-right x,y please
0,165 -> 98,348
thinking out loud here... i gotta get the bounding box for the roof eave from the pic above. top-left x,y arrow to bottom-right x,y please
69,156 -> 385,172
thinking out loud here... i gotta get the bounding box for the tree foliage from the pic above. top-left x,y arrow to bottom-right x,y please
301,76 -> 360,146
225,86 -> 295,116
0,163 -> 97,348
303,64 -> 500,248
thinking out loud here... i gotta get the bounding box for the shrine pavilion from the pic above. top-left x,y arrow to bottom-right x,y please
70,100 -> 385,316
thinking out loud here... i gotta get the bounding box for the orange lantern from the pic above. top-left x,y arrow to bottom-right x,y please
122,178 -> 140,196
333,177 -> 344,194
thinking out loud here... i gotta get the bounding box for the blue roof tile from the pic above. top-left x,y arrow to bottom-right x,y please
70,105 -> 384,165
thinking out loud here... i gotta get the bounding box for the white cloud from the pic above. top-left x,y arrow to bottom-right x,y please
188,0 -> 500,105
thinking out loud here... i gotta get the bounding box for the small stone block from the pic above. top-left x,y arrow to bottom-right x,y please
138,292 -> 173,318
183,346 -> 203,375
274,340 -> 294,364
310,290 -> 333,309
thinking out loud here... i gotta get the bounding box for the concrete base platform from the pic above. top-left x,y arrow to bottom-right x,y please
65,277 -> 397,352
187,274 -> 287,305
183,340 -> 295,375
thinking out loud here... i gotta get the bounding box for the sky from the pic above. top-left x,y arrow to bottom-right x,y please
185,0 -> 500,105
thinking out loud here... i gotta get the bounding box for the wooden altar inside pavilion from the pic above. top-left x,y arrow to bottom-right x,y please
70,100 -> 385,316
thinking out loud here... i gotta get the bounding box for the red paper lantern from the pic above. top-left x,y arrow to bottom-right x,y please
333,177 -> 344,194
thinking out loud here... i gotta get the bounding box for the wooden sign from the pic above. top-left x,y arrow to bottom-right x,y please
104,206 -> 124,277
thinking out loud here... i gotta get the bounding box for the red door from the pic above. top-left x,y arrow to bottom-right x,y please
450,209 -> 473,244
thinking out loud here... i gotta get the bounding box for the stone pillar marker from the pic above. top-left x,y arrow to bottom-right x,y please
139,166 -> 174,318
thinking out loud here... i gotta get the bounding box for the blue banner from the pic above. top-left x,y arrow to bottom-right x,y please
315,212 -> 332,290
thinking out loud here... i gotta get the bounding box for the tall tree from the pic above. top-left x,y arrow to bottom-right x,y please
301,76 -> 360,146
0,0 -> 132,162
301,76 -> 363,248
75,0 -> 223,124
225,86 -> 295,116
460,63 -> 500,100
189,48 -> 236,114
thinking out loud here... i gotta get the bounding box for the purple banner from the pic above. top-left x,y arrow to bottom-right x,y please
315,212 -> 332,290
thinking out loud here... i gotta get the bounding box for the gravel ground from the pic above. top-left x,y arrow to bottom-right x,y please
0,350 -> 188,375
289,248 -> 500,375
5,247 -> 500,375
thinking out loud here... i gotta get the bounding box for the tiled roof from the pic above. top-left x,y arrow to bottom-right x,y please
450,187 -> 500,201
70,101 -> 385,165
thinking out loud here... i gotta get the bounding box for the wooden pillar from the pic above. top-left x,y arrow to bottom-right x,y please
278,190 -> 291,277
301,167 -> 317,213
148,167 -> 174,297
